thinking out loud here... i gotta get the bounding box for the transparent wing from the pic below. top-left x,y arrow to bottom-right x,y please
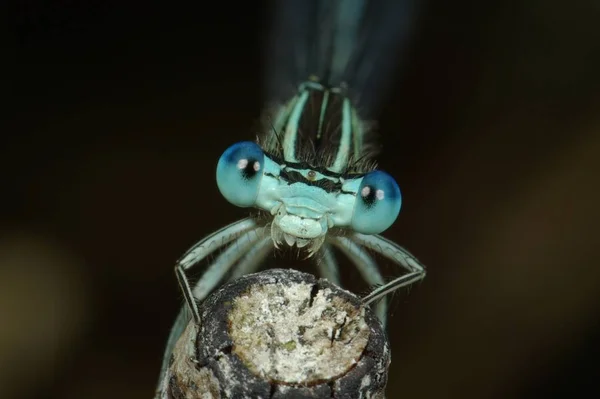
264,0 -> 418,117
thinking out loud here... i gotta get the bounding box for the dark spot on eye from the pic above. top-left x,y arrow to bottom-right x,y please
240,159 -> 260,180
361,185 -> 377,208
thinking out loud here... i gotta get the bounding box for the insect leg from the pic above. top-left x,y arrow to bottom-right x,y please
316,243 -> 341,286
352,233 -> 426,306
329,236 -> 388,325
175,218 -> 258,324
230,236 -> 274,280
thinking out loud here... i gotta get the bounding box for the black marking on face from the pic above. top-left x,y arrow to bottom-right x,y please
280,169 -> 342,193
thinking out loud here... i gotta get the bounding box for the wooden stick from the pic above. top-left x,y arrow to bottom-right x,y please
156,269 -> 390,398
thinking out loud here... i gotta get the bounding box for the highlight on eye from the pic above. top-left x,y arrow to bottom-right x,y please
216,141 -> 265,207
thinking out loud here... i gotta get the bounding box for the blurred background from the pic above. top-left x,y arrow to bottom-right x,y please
5,1 -> 600,398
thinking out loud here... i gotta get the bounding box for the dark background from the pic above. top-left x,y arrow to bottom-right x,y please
4,1 -> 600,398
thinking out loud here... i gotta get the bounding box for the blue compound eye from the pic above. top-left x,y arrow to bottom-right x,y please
216,141 -> 264,207
351,170 -> 402,235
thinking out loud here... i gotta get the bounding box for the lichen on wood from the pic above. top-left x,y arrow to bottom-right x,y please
158,269 -> 390,399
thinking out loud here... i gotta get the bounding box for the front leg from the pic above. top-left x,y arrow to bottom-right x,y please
352,233 -> 426,306
175,218 -> 258,323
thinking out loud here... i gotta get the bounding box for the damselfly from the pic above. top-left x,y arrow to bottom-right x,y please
177,75 -> 426,320
158,0 -> 426,390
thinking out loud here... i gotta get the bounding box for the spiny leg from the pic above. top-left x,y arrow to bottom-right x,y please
329,236 -> 388,325
191,227 -> 266,300
163,222 -> 263,384
178,232 -> 268,370
316,243 -> 341,286
230,236 -> 274,280
177,218 -> 257,268
351,233 -> 426,306
172,228 -> 264,362
175,217 -> 258,324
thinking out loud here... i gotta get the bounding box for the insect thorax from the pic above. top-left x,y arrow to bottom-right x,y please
260,80 -> 379,175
